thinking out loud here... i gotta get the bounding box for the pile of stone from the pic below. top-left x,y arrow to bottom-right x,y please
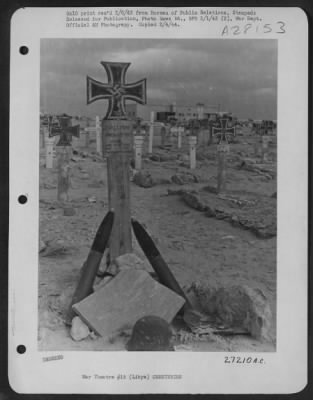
175,190 -> 276,238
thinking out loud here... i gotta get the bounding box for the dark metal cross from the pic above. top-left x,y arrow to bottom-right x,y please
260,120 -> 274,135
49,116 -> 80,146
212,118 -> 236,144
86,62 -> 146,120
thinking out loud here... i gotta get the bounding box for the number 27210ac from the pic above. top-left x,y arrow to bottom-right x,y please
224,356 -> 265,364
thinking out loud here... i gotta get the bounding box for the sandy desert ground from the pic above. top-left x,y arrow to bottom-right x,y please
38,126 -> 276,352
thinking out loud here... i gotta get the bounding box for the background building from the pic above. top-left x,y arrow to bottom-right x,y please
125,103 -> 221,123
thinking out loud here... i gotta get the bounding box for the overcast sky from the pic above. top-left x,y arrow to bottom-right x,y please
40,38 -> 277,120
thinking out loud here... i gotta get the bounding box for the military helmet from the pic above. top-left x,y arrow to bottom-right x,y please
126,315 -> 174,351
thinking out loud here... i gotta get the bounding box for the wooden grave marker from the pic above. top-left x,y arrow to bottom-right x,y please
208,115 -> 218,145
170,125 -> 177,146
188,135 -> 197,169
177,125 -> 184,149
212,118 -> 236,193
160,125 -> 167,146
261,134 -> 271,162
87,61 -> 146,260
148,111 -> 154,154
45,137 -> 55,169
134,135 -> 145,170
45,116 -> 57,168
84,116 -> 102,155
84,121 -> 90,148
50,116 -> 80,205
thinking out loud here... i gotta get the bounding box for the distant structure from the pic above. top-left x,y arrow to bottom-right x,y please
125,103 -> 221,123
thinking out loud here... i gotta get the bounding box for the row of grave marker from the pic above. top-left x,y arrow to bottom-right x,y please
40,115 -> 273,172
40,112 -> 236,151
41,124 -> 199,171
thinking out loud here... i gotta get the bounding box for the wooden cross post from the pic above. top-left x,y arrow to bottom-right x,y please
208,118 -> 217,145
260,121 -> 272,162
45,116 -> 56,168
42,117 -> 50,149
197,123 -> 204,147
188,135 -> 197,169
84,120 -> 90,148
87,61 -> 146,261
261,134 -> 271,162
161,126 -> 166,147
40,126 -> 44,149
45,137 -> 55,169
50,116 -> 80,206
170,125 -> 176,146
212,118 -> 235,193
177,125 -> 184,149
134,135 -> 145,170
95,116 -> 102,155
148,111 -> 154,154
253,121 -> 263,156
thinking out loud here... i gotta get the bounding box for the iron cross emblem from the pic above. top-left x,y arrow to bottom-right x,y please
212,118 -> 236,144
49,116 -> 80,146
86,62 -> 146,120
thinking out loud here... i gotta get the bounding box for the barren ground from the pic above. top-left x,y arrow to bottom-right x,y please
39,127 -> 276,352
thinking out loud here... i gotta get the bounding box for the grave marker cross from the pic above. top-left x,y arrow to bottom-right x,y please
87,62 -> 146,120
48,116 -> 80,207
50,117 -> 80,146
87,61 -> 147,260
212,118 -> 235,144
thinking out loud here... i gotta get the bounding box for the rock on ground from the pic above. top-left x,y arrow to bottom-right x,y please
114,253 -> 146,272
133,171 -> 155,188
70,316 -> 90,341
188,282 -> 272,341
171,173 -> 198,185
181,191 -> 208,212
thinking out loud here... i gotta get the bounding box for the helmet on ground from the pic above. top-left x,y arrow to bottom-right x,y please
126,315 -> 174,351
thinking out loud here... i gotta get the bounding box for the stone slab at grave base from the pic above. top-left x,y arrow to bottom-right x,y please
72,269 -> 185,338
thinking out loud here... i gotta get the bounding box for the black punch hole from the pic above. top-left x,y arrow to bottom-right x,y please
18,195 -> 28,204
17,344 -> 26,354
19,46 -> 29,55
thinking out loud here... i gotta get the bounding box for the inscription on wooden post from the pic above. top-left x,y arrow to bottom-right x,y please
87,61 -> 146,260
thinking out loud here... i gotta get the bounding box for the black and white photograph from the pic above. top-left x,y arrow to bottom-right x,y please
39,38 -> 278,352
8,7 -> 308,394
